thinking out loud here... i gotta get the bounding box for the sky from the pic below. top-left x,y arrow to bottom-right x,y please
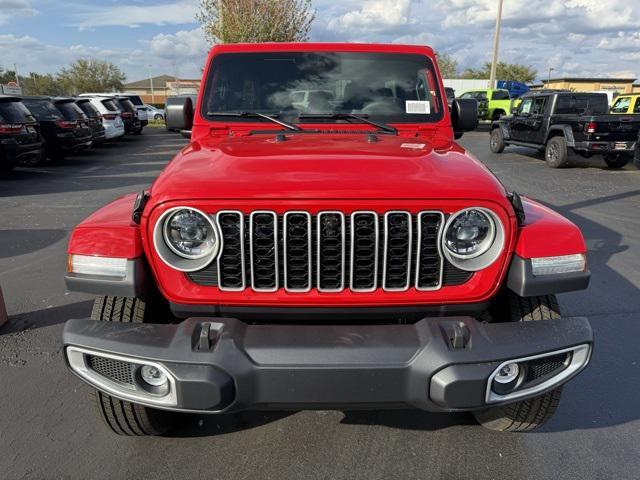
0,0 -> 639,84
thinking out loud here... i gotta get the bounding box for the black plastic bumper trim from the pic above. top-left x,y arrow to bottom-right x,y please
507,254 -> 590,297
62,314 -> 592,413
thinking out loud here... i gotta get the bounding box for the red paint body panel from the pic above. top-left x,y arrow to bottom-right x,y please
515,197 -> 587,259
68,193 -> 142,259
66,43 -> 589,308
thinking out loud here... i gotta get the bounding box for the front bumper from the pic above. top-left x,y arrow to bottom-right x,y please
63,315 -> 592,413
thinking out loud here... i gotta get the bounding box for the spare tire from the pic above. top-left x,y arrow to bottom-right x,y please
165,95 -> 196,132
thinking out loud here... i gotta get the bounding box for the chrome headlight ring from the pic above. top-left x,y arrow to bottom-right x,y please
153,206 -> 221,272
442,207 -> 505,272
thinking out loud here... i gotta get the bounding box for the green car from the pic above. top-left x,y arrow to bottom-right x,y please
459,89 -> 512,121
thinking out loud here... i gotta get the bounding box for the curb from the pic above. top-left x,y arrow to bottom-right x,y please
0,285 -> 7,328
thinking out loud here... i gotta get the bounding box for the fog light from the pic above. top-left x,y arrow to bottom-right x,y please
140,365 -> 168,387
492,362 -> 520,395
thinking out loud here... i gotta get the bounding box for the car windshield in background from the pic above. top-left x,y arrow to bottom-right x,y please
0,100 -> 36,123
555,94 -> 608,115
21,100 -> 63,120
492,90 -> 510,100
203,52 -> 445,124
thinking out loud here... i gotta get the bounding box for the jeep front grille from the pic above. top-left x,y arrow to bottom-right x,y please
189,210 -> 472,292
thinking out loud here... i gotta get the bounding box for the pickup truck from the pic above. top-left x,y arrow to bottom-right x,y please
460,88 -> 512,121
61,43 -> 592,436
490,91 -> 640,168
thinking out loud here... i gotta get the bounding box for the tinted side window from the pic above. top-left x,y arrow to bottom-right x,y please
519,98 -> 533,115
0,101 -> 36,123
634,98 -> 640,114
555,94 -> 608,114
126,95 -> 144,106
611,97 -> 631,113
492,90 -> 510,100
56,102 -> 85,120
77,102 -> 99,117
532,97 -> 547,115
101,99 -> 118,111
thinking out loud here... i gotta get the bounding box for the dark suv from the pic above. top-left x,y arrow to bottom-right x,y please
21,96 -> 93,161
0,95 -> 43,172
113,97 -> 142,135
75,98 -> 106,145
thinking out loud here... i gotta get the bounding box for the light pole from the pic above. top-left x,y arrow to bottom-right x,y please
489,0 -> 504,89
547,67 -> 555,86
148,65 -> 155,104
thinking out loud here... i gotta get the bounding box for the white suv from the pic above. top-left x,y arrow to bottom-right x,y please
78,95 -> 125,140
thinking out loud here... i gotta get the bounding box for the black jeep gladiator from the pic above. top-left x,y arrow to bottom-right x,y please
490,91 -> 640,168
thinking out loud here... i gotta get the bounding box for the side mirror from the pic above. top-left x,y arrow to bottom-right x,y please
165,95 -> 195,133
511,107 -> 518,115
451,98 -> 478,139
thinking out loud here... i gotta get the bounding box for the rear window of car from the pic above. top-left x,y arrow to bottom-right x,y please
21,100 -> 63,120
555,94 -> 608,115
0,100 -> 36,123
56,101 -> 86,120
492,90 -> 510,100
101,99 -> 118,111
125,95 -> 144,106
116,98 -> 136,113
76,101 -> 100,117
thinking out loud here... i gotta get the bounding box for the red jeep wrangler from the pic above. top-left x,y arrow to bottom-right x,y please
63,43 -> 592,435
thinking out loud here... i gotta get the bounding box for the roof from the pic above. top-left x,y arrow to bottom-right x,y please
209,42 -> 435,56
124,75 -> 198,89
544,77 -> 637,83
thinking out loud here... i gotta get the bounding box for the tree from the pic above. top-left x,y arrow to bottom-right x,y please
435,52 -> 458,78
461,61 -> 537,84
57,59 -> 126,95
197,0 -> 315,44
21,73 -> 66,96
0,67 -> 19,85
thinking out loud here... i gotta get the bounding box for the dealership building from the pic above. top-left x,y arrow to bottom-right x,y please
541,77 -> 639,94
123,75 -> 201,105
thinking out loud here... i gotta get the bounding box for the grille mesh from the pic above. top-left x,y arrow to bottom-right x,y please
188,210 -> 474,292
525,353 -> 569,382
87,355 -> 134,385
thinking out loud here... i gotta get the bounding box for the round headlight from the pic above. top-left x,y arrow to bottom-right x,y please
444,209 -> 495,259
163,208 -> 218,259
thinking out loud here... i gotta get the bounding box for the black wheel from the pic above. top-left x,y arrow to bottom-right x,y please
155,114 -> 164,120
89,296 -> 176,436
603,152 -> 630,169
545,136 -> 570,168
489,128 -> 505,153
473,293 -> 563,432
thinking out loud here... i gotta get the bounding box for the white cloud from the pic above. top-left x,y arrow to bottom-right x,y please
327,0 -> 413,32
74,0 -> 198,29
597,32 -> 640,51
0,0 -> 36,24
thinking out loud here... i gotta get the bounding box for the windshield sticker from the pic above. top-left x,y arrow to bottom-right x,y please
405,101 -> 431,114
401,143 -> 426,149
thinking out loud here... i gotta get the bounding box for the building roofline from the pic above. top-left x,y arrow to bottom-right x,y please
543,77 -> 637,83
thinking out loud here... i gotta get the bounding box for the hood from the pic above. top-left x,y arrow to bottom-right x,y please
150,133 -> 508,204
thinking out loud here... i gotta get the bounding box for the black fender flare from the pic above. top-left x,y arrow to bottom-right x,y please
544,125 -> 575,147
491,121 -> 511,140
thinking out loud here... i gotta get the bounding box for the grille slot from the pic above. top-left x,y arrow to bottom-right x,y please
188,209 -> 475,292
284,212 -> 312,292
317,212 -> 346,292
87,355 -> 134,385
525,353 -> 569,382
250,211 -> 278,291
415,212 -> 444,290
216,211 -> 245,290
383,212 -> 412,291
350,212 -> 379,292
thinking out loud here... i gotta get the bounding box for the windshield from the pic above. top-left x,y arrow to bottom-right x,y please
202,52 -> 445,124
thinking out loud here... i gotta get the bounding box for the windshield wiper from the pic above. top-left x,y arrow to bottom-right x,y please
299,113 -> 397,135
206,111 -> 301,131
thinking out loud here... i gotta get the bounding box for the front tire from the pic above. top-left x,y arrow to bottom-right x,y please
473,293 -> 564,432
545,136 -> 570,168
490,128 -> 506,153
89,296 -> 176,436
603,152 -> 630,169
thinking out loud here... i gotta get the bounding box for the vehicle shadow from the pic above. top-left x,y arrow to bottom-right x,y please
167,411 -> 296,438
0,300 -> 93,335
0,229 -> 67,258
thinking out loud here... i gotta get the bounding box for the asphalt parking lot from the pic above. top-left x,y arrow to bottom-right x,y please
1,128 -> 639,480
